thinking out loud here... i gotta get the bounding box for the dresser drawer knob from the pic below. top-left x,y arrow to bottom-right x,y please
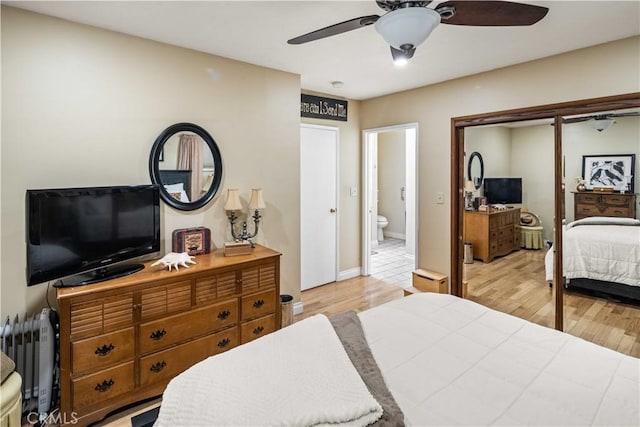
217,310 -> 231,320
217,338 -> 231,348
150,361 -> 167,373
253,325 -> 265,335
94,343 -> 115,356
150,329 -> 167,341
95,379 -> 114,393
253,299 -> 265,309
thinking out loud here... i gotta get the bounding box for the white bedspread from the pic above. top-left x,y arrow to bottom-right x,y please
153,314 -> 383,427
361,293 -> 639,426
544,217 -> 640,286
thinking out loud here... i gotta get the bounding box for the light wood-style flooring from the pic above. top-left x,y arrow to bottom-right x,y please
92,246 -> 639,426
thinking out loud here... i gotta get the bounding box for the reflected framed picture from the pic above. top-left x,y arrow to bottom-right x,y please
582,154 -> 635,192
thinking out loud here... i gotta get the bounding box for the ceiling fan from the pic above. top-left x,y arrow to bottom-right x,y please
563,111 -> 640,131
288,1 -> 549,63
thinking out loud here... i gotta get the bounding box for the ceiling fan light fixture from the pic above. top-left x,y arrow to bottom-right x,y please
375,7 -> 441,51
589,118 -> 615,132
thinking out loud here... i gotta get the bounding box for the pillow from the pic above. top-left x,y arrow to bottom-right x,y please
567,216 -> 640,229
164,183 -> 190,203
1,351 -> 15,384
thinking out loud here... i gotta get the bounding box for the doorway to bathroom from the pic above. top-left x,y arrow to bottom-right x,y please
362,124 -> 418,288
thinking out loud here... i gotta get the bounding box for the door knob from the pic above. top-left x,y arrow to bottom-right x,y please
330,208 -> 336,213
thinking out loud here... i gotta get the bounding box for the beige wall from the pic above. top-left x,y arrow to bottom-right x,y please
361,36 -> 640,277
1,7 -> 301,317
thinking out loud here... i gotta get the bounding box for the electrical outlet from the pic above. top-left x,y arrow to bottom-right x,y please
436,192 -> 444,204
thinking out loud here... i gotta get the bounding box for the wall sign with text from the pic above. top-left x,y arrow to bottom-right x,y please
300,94 -> 348,121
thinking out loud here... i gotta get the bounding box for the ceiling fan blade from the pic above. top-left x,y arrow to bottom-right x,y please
562,116 -> 592,124
288,15 -> 380,45
437,1 -> 548,26
609,112 -> 640,118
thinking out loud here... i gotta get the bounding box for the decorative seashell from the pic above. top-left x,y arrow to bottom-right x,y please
151,252 -> 196,271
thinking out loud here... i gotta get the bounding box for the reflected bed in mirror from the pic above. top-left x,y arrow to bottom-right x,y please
149,123 -> 223,210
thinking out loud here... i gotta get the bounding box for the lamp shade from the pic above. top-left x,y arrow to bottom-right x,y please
589,118 -> 615,132
465,180 -> 476,192
224,189 -> 242,211
375,7 -> 441,51
249,188 -> 266,210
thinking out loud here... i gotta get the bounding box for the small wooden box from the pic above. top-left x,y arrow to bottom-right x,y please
412,269 -> 448,293
172,227 -> 211,256
223,241 -> 253,256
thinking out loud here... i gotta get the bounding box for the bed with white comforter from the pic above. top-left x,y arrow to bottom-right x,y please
155,293 -> 639,426
545,217 -> 640,287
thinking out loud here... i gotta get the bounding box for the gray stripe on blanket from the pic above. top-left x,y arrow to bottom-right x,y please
329,311 -> 405,427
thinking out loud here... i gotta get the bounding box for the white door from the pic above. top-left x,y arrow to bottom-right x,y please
301,124 -> 338,290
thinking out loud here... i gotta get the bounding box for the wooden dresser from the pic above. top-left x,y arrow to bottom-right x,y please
464,207 -> 521,263
573,191 -> 637,220
57,245 -> 281,426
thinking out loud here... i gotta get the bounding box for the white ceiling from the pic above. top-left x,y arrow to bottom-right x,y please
5,0 -> 640,100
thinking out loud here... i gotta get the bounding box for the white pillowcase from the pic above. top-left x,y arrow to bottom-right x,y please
567,216 -> 640,229
164,183 -> 190,203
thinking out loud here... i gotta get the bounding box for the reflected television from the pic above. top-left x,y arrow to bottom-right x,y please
483,178 -> 522,204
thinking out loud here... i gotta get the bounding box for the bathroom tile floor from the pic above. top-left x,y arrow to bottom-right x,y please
370,238 -> 415,289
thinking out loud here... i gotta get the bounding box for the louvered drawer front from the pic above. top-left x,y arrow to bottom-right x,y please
241,314 -> 276,344
70,294 -> 133,340
72,361 -> 134,411
139,328 -> 239,387
259,263 -> 277,288
240,266 -> 260,293
141,280 -> 191,319
241,289 -> 276,321
72,328 -> 134,375
139,301 -> 238,354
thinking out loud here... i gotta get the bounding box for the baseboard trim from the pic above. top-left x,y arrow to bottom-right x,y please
338,267 -> 361,282
384,231 -> 406,240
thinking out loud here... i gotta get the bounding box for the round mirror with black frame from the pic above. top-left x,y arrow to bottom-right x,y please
467,151 -> 484,190
149,122 -> 223,211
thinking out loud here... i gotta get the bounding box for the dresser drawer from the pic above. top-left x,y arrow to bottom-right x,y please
240,314 -> 276,344
241,290 -> 276,321
604,195 -> 631,206
72,361 -> 134,411
139,327 -> 239,387
72,328 -> 134,375
601,206 -> 631,217
576,193 -> 599,204
139,299 -> 238,354
576,204 -> 601,217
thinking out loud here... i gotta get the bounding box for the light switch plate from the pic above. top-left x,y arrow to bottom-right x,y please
436,192 -> 444,204
350,187 -> 358,197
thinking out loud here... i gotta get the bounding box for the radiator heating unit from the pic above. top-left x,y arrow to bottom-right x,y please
1,308 -> 58,418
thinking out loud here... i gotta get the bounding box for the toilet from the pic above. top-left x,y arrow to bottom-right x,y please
377,215 -> 389,242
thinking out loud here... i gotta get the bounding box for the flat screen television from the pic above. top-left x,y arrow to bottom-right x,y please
26,185 -> 160,287
483,178 -> 522,204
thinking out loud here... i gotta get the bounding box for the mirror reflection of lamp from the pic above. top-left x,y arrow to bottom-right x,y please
224,188 -> 266,246
464,180 -> 476,211
621,175 -> 632,194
